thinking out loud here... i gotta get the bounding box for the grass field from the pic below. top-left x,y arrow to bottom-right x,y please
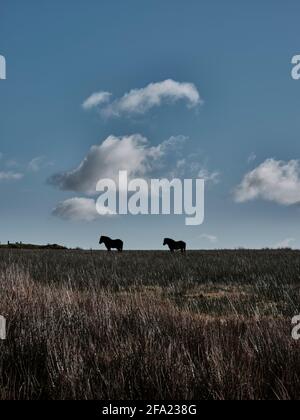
0,249 -> 300,400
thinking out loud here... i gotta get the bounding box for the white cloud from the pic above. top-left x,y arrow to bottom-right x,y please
82,91 -> 111,110
48,134 -> 191,195
158,134 -> 188,153
49,134 -> 159,195
198,168 -> 220,185
52,198 -> 103,222
50,134 -> 219,222
83,79 -> 201,117
49,133 -> 219,195
234,159 -> 300,205
53,197 -> 116,222
274,238 -> 296,249
199,234 -> 218,243
0,171 -> 23,181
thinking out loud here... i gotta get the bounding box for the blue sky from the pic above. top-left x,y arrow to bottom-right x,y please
1,0 -> 300,249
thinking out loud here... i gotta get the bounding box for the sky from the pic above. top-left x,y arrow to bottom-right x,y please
1,0 -> 300,250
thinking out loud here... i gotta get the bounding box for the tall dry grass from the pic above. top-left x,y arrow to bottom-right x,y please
0,249 -> 300,400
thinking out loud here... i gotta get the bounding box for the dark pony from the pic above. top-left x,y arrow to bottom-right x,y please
163,238 -> 186,253
99,236 -> 124,252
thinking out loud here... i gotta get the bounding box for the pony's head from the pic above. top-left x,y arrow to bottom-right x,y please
163,238 -> 170,246
99,236 -> 106,244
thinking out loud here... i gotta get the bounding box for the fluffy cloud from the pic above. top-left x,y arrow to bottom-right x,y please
52,198 -> 101,222
198,168 -> 220,185
83,79 -> 201,117
50,133 -> 219,222
49,134 -> 158,195
48,134 -> 191,195
0,171 -> 23,181
82,91 -> 111,110
234,159 -> 300,205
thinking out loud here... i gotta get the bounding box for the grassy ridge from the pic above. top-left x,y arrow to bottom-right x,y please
0,249 -> 300,399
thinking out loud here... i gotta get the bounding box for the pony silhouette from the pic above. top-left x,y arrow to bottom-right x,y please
163,238 -> 186,253
99,236 -> 123,252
